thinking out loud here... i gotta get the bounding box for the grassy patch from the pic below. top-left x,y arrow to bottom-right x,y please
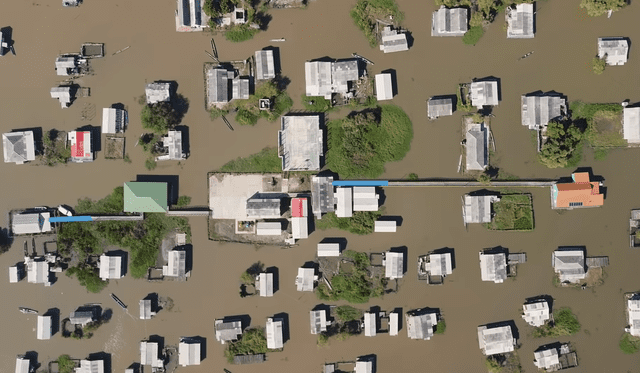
485,194 -> 534,231
57,355 -> 76,373
217,147 -> 282,173
225,24 -> 260,43
580,0 -> 627,17
350,0 -> 405,47
619,333 -> 640,354
230,81 -> 293,125
462,26 -> 484,45
456,84 -> 474,112
533,308 -> 580,337
42,130 -> 70,166
407,173 -> 419,180
66,265 -> 108,293
435,319 -> 446,334
571,101 -> 625,159
301,95 -> 336,112
176,195 -> 191,207
316,250 -> 385,304
485,357 -> 502,373
317,333 -> 329,346
224,328 -> 268,363
335,305 -> 363,322
315,209 -> 383,235
326,105 -> 413,179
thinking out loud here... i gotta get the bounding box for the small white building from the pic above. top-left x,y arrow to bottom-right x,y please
355,359 -> 373,373
335,187 -> 353,218
470,81 -> 499,108
463,195 -> 500,224
295,267 -> 317,292
317,243 -> 340,257
256,222 -> 281,236
522,300 -> 550,327
310,310 -> 328,334
521,93 -> 567,130
257,272 -> 274,297
179,338 -> 201,366
479,251 -> 507,283
406,311 -> 437,340
145,82 -> 171,104
431,7 -> 468,37
353,187 -> 379,211
3,131 -> 35,165
552,249 -> 586,284
598,37 -> 629,66
427,97 -> 454,120
533,346 -> 561,371
68,130 -> 93,163
163,250 -> 187,278
15,356 -> 30,373
155,130 -> 187,161
429,252 -> 453,277
477,324 -> 516,356
101,108 -> 126,134
364,312 -> 376,337
255,50 -> 276,80
374,220 -> 396,232
385,251 -> 404,280
278,115 -> 323,171
99,254 -> 122,281
37,315 -> 52,340
215,319 -> 243,344
375,73 -> 393,101
389,312 -> 399,336
9,265 -> 22,283
379,26 -> 409,53
626,294 -> 640,337
266,317 -> 284,349
50,86 -> 72,108
12,212 -> 51,235
140,299 -> 156,320
76,359 -> 104,373
623,106 -> 640,144
466,122 -> 489,171
140,341 -> 164,368
506,3 -> 534,39
25,258 -> 51,286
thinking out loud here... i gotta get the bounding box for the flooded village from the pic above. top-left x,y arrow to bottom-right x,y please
2,0 -> 640,372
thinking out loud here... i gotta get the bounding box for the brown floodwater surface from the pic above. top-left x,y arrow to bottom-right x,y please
1,0 -> 640,371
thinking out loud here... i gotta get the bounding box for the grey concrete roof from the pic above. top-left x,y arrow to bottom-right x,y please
623,106 -> 640,143
479,252 -> 507,283
255,50 -> 276,80
477,325 -> 515,356
406,312 -> 436,340
3,131 -> 35,164
506,3 -> 534,38
463,195 -> 499,224
145,82 -> 171,104
311,176 -> 335,217
432,7 -> 468,37
427,97 -> 453,119
163,250 -> 186,277
385,251 -> 404,279
207,67 -> 232,104
278,115 -> 322,171
215,319 -> 243,342
522,301 -> 550,327
534,347 -> 560,370
598,37 -> 629,65
466,123 -> 488,171
470,81 -> 499,108
246,196 -> 281,218
521,93 -> 566,130
380,27 -> 409,53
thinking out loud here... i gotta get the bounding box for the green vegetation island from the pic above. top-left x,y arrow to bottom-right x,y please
485,194 -> 534,231
532,307 -> 581,338
350,0 -> 405,47
210,81 -> 293,126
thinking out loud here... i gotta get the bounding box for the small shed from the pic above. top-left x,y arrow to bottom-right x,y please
552,249 -> 586,283
257,273 -> 274,297
506,3 -> 534,39
479,251 -> 507,283
156,130 -> 186,161
15,356 -> 30,373
99,254 -> 123,280
353,187 -> 379,211
406,312 -> 436,340
295,267 -> 316,292
140,299 -> 155,320
466,122 -> 488,171
598,37 -> 629,66
232,78 -> 250,100
50,86 -> 72,108
470,81 -> 499,108
463,195 -> 499,224
477,324 -> 516,356
385,251 -> 404,279
124,181 -> 169,213
179,337 -> 201,366
12,212 -> 51,235
163,250 -> 186,277
76,360 -> 104,373
145,82 -> 171,104
3,131 -> 35,164
26,258 -> 50,285
375,220 -> 396,232
379,26 -> 409,53
335,187 -> 353,218
312,176 -> 335,219
215,319 -> 243,344
101,108 -> 126,134
37,315 -> 52,340
623,106 -> 640,144
255,50 -> 275,80
375,73 -> 393,101
364,312 -> 377,337
310,310 -> 328,334
427,97 -> 453,119
355,360 -> 373,373
68,130 -> 93,163
389,312 -> 399,336
256,222 -> 281,236
522,300 -> 550,327
140,341 -> 164,368
318,243 -> 340,257
431,7 -> 468,37
266,317 -> 284,349
9,265 -> 21,283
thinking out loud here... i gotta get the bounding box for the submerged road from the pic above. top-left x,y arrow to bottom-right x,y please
333,180 -> 557,187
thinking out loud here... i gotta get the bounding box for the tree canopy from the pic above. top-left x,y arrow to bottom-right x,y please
580,0 -> 626,17
538,121 -> 583,169
141,102 -> 180,134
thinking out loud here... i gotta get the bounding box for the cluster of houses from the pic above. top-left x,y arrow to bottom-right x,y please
324,355 -> 376,373
144,82 -> 188,162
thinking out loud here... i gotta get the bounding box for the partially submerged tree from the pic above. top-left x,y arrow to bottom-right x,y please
141,102 -> 180,134
592,56 -> 606,75
580,0 -> 626,17
538,121 -> 583,169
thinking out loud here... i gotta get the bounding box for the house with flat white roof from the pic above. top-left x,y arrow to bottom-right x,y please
257,272 -> 274,297
102,108 -> 126,134
427,97 -> 454,119
335,187 -> 353,218
506,3 -> 534,38
68,131 -> 93,163
163,250 -> 187,278
522,300 -> 550,327
25,257 -> 51,286
470,81 -> 499,108
37,315 -> 52,340
50,86 -> 72,108
479,251 -> 507,283
463,195 -> 499,224
15,356 -> 30,373
256,222 -> 281,236
13,212 -> 52,235
598,37 -> 629,65
623,106 -> 640,144
428,252 -> 453,277
533,347 -> 560,370
626,293 -> 640,337
364,312 -> 377,337
477,324 -> 516,356
9,265 -> 22,283
355,359 -> 373,373
375,73 -> 393,101
466,122 -> 488,171
215,319 -> 243,344
255,50 -> 276,80
140,340 -> 164,369
389,312 -> 399,336
305,60 -> 359,99
384,251 -> 404,279
521,93 -> 566,130
310,310 -> 329,334
318,243 -> 340,257
140,299 -> 156,320
76,359 -> 104,373
99,254 -> 123,280
431,7 -> 468,36
353,187 -> 379,211
379,26 -> 408,53
374,220 -> 396,232
155,130 -> 187,161
266,317 -> 284,349
179,337 -> 201,366
296,267 -> 317,292
278,115 -> 322,171
3,131 -> 35,164
552,249 -> 586,284
406,310 -> 437,340
145,82 -> 171,104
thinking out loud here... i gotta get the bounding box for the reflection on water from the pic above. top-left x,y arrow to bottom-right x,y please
1,0 -> 640,371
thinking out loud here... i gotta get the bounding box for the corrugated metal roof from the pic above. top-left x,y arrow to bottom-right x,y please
318,243 -> 340,257
256,222 -> 281,236
278,115 -> 322,171
479,252 -> 507,283
258,273 -> 274,297
266,318 -> 284,349
145,82 -> 171,104
364,313 -> 376,337
507,3 -> 534,38
335,187 -> 353,218
385,251 -> 404,279
427,98 -> 453,119
521,94 -> 566,130
3,131 -> 35,164
179,340 -> 201,366
431,7 -> 468,37
310,310 -> 327,334
375,73 -> 393,100
470,81 -> 499,108
296,268 -> 315,291
37,315 -> 52,340
466,123 -> 488,171
99,254 -> 122,280
207,68 -> 231,104
312,176 -> 335,216
255,50 -> 275,80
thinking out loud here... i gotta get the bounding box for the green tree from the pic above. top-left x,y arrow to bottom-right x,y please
580,0 -> 626,17
592,56 -> 606,75
141,102 -> 180,134
66,266 -> 108,293
538,121 -> 583,169
57,355 -> 76,373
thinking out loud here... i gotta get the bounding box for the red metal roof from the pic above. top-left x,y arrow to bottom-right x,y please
292,198 -> 305,217
71,131 -> 84,157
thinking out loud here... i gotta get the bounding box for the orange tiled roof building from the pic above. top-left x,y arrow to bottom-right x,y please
552,172 -> 604,209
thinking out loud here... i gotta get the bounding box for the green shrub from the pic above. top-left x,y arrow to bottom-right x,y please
592,57 -> 606,75
350,0 -> 405,47
66,266 -> 108,293
619,333 -> 640,354
580,0 -> 626,17
145,157 -> 157,171
316,250 -> 385,304
317,333 -> 329,346
57,355 -> 76,373
533,308 -> 581,337
435,319 -> 446,334
315,210 -> 383,235
218,147 -> 282,173
176,196 -> 191,207
224,328 -> 268,363
141,102 -> 180,134
210,107 -> 230,120
240,271 -> 254,285
226,24 -> 259,43
538,121 -> 583,169
335,305 -> 362,322
236,108 -> 260,126
407,173 -> 419,180
301,95 -> 335,112
462,26 -> 484,45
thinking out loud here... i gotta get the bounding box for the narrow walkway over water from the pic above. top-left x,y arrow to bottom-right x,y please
333,180 -> 557,188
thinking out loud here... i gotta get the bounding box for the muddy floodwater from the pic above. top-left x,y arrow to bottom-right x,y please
1,0 -> 640,372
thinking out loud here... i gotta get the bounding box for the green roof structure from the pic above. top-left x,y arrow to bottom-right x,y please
124,182 -> 168,213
